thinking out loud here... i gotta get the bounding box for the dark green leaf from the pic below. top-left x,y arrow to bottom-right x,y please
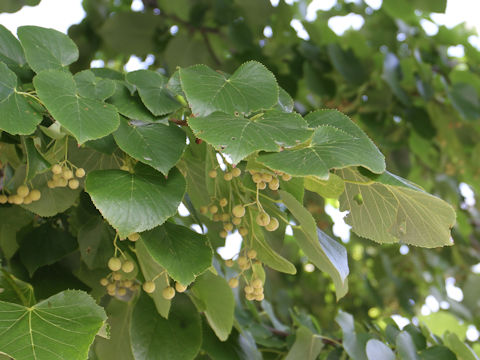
74,70 -> 115,100
0,270 -> 35,306
285,326 -> 323,360
77,216 -> 115,270
24,138 -> 50,181
0,25 -> 26,67
0,206 -> 33,259
366,339 -> 395,360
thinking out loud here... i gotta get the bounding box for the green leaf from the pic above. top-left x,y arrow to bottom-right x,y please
0,206 -> 33,259
335,311 -> 371,360
93,299 -> 135,360
383,53 -> 411,106
0,25 -> 26,67
327,44 -> 368,86
275,87 -> 294,112
250,222 -> 296,275
135,240 -> 171,317
191,271 -> 235,341
141,222 -> 212,285
108,81 -> 162,123
0,270 -> 35,306
258,110 -> 385,179
77,216 -> 115,270
74,70 -> 115,100
337,168 -> 456,247
418,346 -> 456,360
397,331 -> 419,360
412,0 -> 447,12
0,0 -> 40,14
447,83 -> 480,121
130,293 -> 202,360
85,165 -> 186,238
280,190 -> 349,299
285,326 -> 324,360
113,117 -> 186,175
418,311 -> 468,340
24,138 -> 50,181
19,224 -> 78,276
0,290 -> 106,360
444,332 -> 480,360
366,339 -> 395,360
17,26 -> 78,73
304,173 -> 345,199
0,62 -> 42,135
34,70 -> 120,144
180,61 -> 279,116
188,110 -> 312,164
125,70 -> 181,116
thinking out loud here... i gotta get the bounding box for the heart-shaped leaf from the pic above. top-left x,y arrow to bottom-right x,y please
73,70 -> 115,100
180,61 -> 279,116
113,117 -> 186,175
0,62 -> 42,135
258,110 -> 385,179
0,290 -> 106,360
141,222 -> 213,285
34,70 -> 120,144
85,165 -> 186,237
188,110 -> 313,164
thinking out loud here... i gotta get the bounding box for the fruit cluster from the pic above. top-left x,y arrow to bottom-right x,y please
227,249 -> 265,301
0,185 -> 41,205
47,163 -> 85,189
100,256 -> 138,297
142,277 -> 188,300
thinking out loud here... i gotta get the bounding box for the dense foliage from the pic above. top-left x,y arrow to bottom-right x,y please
0,0 -> 479,359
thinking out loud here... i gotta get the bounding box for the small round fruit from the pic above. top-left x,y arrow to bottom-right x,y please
224,223 -> 234,232
12,195 -> 23,205
63,169 -> 74,180
232,205 -> 245,218
0,194 -> 7,204
199,206 -> 208,214
232,168 -> 241,177
128,233 -> 140,242
212,214 -> 221,222
52,164 -> 62,174
112,272 -> 122,281
75,168 -> 86,178
246,293 -> 255,301
221,213 -> 230,222
120,165 -> 129,171
209,205 -> 218,214
282,173 -> 292,181
106,283 -> 116,293
255,293 -> 265,301
247,249 -> 257,259
56,178 -> 68,187
100,278 -> 109,286
175,282 -> 187,293
237,256 -> 248,267
121,260 -> 135,273
208,169 -> 218,178
239,227 -> 248,236
124,280 -> 133,288
219,198 -> 228,207
23,195 -> 33,205
17,185 -> 29,198
47,180 -> 56,189
219,230 -> 228,238
252,173 -> 262,183
68,179 -> 79,190
224,172 -> 233,181
244,286 -> 254,294
253,287 -> 263,295
108,257 -> 122,272
143,281 -> 156,293
225,259 -> 234,267
252,278 -> 263,289
261,173 -> 273,182
257,181 -> 266,190
265,217 -> 279,232
256,212 -> 270,227
117,287 -> 127,296
162,286 -> 176,300
228,278 -> 239,288
232,217 -> 242,226
268,178 -> 279,190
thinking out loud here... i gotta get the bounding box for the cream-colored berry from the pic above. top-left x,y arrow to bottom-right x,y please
17,185 -> 29,198
256,212 -> 270,227
221,213 -> 230,221
232,205 -> 245,218
228,278 -> 239,288
244,285 -> 254,294
252,278 -> 263,288
112,272 -> 122,281
232,168 -> 241,177
255,293 -> 265,301
257,182 -> 266,190
265,217 -> 279,232
23,195 -> 33,205
282,173 -> 292,181
124,280 -> 133,288
106,283 -> 116,293
224,223 -> 234,232
162,286 -> 176,300
128,233 -> 140,242
225,259 -> 234,267
247,249 -> 257,259
47,180 -> 55,188
117,287 -> 127,296
237,256 -> 248,267
253,287 -> 263,295
209,205 -> 218,214
121,260 -> 135,273
219,230 -> 228,238
239,227 -> 248,236
143,281 -> 156,293
175,282 -> 187,293
63,169 -> 74,180
75,168 -> 86,178
108,257 -> 122,272
100,278 -> 109,286
252,173 -> 262,183
224,172 -> 233,181
219,198 -> 228,207
52,164 -> 62,174
0,194 -> 7,204
232,217 -> 242,226
208,169 -> 217,178
246,293 -> 255,301
261,173 -> 273,182
268,178 -> 279,190
213,214 -> 221,222
12,195 -> 23,205
68,179 -> 79,190
200,206 -> 208,214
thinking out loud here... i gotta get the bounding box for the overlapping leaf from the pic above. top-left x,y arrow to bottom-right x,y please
0,62 -> 42,135
141,222 -> 213,285
280,190 -> 349,299
180,61 -> 279,116
73,70 -> 115,100
258,110 -> 385,179
113,117 -> 186,175
337,168 -> 456,247
34,70 -> 120,144
126,69 -> 181,115
85,164 -> 186,237
17,26 -> 78,73
188,110 -> 312,164
0,290 -> 106,360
